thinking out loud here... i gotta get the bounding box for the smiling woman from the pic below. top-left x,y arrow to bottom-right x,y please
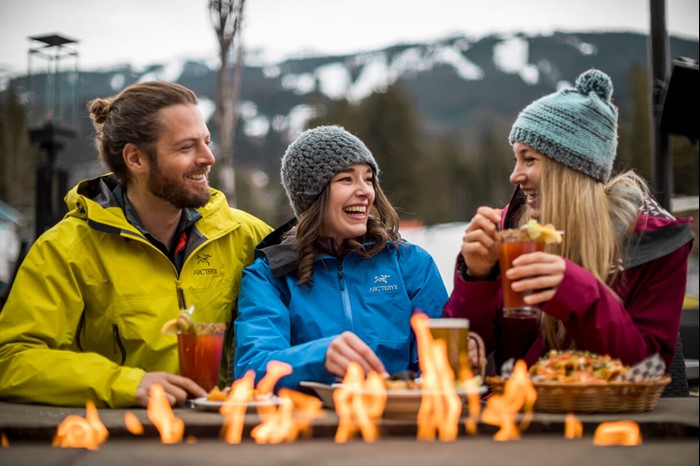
444,69 -> 695,397
233,126 -> 449,390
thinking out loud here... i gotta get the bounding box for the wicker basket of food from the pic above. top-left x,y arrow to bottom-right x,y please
486,350 -> 671,414
487,376 -> 670,413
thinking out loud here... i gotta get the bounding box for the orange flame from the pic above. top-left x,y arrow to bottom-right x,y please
564,413 -> 583,439
593,421 -> 642,446
52,401 -> 108,449
251,397 -> 296,444
334,362 -> 387,443
411,312 -> 462,442
124,411 -> 144,435
249,387 -> 324,444
256,360 -> 293,396
255,361 -> 294,421
278,388 -> 324,438
503,360 -> 537,430
481,359 -> 537,441
480,394 -> 520,441
146,384 -> 184,444
220,370 -> 255,444
459,357 -> 481,435
1,432 -> 8,447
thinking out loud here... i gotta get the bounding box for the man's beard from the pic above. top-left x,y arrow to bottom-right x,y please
147,160 -> 211,209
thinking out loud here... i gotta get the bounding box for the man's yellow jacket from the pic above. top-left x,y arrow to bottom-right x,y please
0,175 -> 271,407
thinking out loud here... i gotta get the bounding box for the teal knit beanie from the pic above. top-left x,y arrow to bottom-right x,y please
281,125 -> 379,216
509,69 -> 619,182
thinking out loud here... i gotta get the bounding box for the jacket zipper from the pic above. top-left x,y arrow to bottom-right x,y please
176,282 -> 187,310
112,323 -> 127,365
337,264 -> 354,331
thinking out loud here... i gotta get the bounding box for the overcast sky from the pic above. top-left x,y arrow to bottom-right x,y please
0,0 -> 697,76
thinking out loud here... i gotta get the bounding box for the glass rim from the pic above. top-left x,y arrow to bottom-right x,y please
426,318 -> 469,328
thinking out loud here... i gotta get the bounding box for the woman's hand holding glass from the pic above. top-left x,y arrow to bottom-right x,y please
506,251 -> 566,307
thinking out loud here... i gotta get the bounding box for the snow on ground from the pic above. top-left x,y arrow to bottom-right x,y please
399,222 -> 468,294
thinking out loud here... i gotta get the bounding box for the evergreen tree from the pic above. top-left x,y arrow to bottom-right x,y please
355,83 -> 426,221
309,83 -> 429,222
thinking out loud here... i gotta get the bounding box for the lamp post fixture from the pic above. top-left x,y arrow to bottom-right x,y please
26,33 -> 79,238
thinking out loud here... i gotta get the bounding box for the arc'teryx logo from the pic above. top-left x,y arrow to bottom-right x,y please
196,253 -> 212,266
369,273 -> 398,293
374,274 -> 390,284
193,253 -> 217,275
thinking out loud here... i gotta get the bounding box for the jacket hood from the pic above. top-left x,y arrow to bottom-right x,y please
254,217 -> 299,277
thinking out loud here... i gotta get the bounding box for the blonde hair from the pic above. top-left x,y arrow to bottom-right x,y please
532,157 -> 647,349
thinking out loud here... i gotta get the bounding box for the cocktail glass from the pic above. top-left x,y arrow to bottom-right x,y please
177,323 -> 226,392
498,229 -> 545,319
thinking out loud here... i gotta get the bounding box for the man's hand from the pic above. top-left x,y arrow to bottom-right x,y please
135,372 -> 208,407
325,331 -> 388,378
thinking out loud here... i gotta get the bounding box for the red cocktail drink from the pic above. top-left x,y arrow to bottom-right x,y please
498,230 -> 545,319
178,324 -> 225,392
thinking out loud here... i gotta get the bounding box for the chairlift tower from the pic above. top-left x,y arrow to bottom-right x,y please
26,33 -> 79,238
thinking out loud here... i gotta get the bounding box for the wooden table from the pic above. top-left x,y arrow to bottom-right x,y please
0,397 -> 697,466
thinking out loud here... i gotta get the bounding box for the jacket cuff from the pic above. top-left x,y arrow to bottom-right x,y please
108,367 -> 146,408
457,255 -> 499,281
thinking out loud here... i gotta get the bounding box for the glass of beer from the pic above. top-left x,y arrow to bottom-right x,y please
497,229 -> 545,319
177,323 -> 226,392
426,318 -> 470,378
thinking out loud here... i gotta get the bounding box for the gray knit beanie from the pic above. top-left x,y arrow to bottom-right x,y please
509,69 -> 619,182
281,125 -> 379,216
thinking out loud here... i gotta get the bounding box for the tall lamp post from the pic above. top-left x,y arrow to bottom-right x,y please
648,1 -> 699,211
26,33 -> 79,239
648,0 -> 671,210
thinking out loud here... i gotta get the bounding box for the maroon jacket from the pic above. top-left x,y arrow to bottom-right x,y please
444,188 -> 695,373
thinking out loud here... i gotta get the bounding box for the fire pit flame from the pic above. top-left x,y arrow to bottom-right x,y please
52,400 -> 108,449
220,370 -> 255,444
147,384 -> 184,444
565,413 -> 583,439
124,411 -> 144,435
251,397 -> 296,444
411,312 -> 462,442
593,421 -> 642,446
481,359 -> 537,441
333,362 -> 387,443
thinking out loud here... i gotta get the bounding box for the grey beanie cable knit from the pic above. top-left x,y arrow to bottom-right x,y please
281,125 -> 379,216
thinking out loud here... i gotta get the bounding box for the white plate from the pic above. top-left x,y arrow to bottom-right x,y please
299,380 -> 486,419
192,395 -> 280,412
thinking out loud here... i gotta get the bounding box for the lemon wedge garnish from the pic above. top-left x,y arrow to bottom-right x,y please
520,220 -> 563,244
160,311 -> 196,334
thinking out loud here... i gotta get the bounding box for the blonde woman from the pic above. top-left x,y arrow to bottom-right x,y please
445,69 -> 694,393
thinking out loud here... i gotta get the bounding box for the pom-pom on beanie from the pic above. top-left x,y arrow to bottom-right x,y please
281,125 -> 379,216
509,69 -> 618,182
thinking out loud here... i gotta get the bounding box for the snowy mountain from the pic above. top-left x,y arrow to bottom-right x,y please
4,31 -> 698,178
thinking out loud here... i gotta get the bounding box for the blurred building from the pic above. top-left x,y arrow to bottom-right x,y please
0,200 -> 24,290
